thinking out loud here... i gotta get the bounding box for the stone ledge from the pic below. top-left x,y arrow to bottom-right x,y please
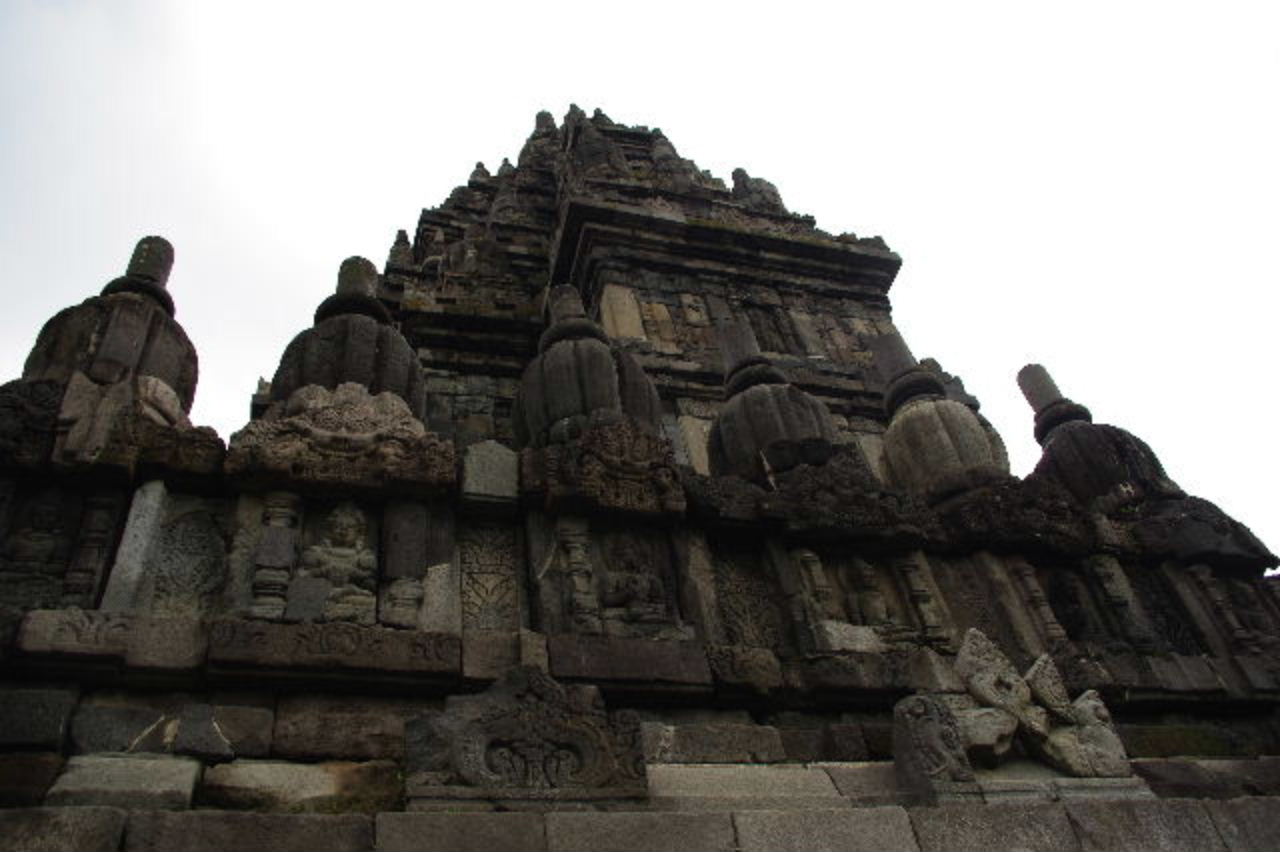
0,806 -> 126,852
546,811 -> 734,852
733,806 -> 918,852
377,812 -> 546,852
124,810 -> 373,852
647,764 -> 841,798
46,754 -> 201,810
908,801 -> 1080,852
1063,798 -> 1226,852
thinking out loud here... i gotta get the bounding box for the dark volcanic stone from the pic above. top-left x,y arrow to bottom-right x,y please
0,807 -> 126,852
0,685 -> 79,749
124,811 -> 372,852
0,753 -> 65,806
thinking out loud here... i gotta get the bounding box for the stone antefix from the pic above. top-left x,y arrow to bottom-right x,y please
2,108 -> 1278,851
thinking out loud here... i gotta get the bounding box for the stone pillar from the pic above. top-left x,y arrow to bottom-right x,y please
249,491 -> 300,620
99,480 -> 167,612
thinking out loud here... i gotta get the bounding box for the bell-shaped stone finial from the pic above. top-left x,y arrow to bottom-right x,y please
871,332 -> 946,418
876,332 -> 1007,504
99,235 -> 177,316
708,320 -> 837,482
1016,364 -> 1092,445
313,256 -> 390,326
337,256 -> 378,298
125,236 -> 174,287
513,285 -> 662,448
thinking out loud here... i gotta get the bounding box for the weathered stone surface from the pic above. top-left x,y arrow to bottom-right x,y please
0,684 -> 78,749
406,667 -> 644,797
646,765 -> 841,799
733,806 -> 919,852
546,811 -> 734,852
0,752 -> 64,806
227,382 -> 453,493
274,696 -> 428,761
1133,759 -> 1243,799
200,759 -> 400,812
100,479 -> 168,612
1065,799 -> 1226,851
208,619 -> 460,677
124,811 -> 372,852
463,440 -> 519,507
642,722 -> 786,763
18,609 -> 131,657
547,635 -> 710,685
0,807 -> 126,852
46,754 -> 201,809
822,762 -> 901,805
1206,797 -> 1280,852
909,802 -> 1080,851
71,699 -> 168,754
377,812 -> 546,852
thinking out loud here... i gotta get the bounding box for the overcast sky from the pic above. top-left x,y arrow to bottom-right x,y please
2,2 -> 1276,556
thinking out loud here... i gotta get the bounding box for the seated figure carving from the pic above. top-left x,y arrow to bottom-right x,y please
299,503 -> 377,625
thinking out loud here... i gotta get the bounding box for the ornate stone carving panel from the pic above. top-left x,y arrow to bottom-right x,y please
459,522 -> 521,631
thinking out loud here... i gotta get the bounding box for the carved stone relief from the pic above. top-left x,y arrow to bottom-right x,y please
0,487 -> 77,610
405,666 -> 644,796
713,547 -> 788,653
459,522 -> 521,631
290,502 -> 378,626
146,509 -> 229,616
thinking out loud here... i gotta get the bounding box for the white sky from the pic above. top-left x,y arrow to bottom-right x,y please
2,2 -> 1277,557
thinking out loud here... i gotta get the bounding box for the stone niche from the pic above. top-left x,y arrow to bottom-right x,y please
286,501 -> 381,627
529,515 -> 692,643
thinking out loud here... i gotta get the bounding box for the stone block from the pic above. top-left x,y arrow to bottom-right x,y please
71,698 -> 169,754
124,617 -> 209,670
778,727 -> 824,762
600,284 -> 645,341
46,754 -> 201,810
377,812 -> 545,852
548,635 -> 711,686
648,795 -> 853,812
200,759 -> 400,812
647,765 -> 840,798
909,802 -> 1080,852
0,752 -> 64,806
1197,758 -> 1280,796
1119,724 -> 1243,758
1206,797 -> 1280,852
18,609 -> 130,658
825,723 -> 869,760
124,811 -> 372,852
0,807 -> 126,852
274,695 -> 431,761
100,479 -> 167,612
211,703 -> 274,757
0,684 -> 78,749
643,723 -> 785,763
208,619 -> 461,677
463,629 -> 519,680
1133,759 -> 1241,799
822,762 -> 900,805
1065,799 -> 1225,851
546,811 -> 733,852
463,440 -> 519,508
734,806 -> 919,851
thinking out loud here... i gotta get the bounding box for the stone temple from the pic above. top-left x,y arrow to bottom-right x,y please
1,107 -> 1278,851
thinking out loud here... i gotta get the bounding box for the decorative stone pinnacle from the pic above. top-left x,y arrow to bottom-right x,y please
872,332 -> 946,417
1016,363 -> 1092,445
126,236 -> 174,287
336,257 -> 378,298
1017,364 -> 1063,414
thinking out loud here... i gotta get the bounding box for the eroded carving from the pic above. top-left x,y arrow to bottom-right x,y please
405,666 -> 644,795
227,382 -> 455,491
